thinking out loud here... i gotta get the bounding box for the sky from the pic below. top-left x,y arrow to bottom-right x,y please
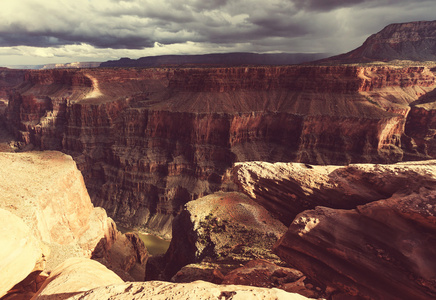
0,0 -> 435,66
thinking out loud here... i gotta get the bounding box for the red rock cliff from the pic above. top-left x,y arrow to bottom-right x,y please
3,65 -> 436,236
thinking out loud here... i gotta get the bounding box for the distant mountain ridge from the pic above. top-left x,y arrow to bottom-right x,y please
99,52 -> 330,68
42,62 -> 101,69
323,20 -> 436,63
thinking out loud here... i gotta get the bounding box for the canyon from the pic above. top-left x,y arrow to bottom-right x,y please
1,20 -> 436,299
1,64 -> 436,238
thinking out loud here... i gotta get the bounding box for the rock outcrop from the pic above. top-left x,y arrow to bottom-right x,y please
0,209 -> 44,298
2,65 -> 436,235
0,151 -> 116,268
93,231 -> 149,281
221,260 -> 320,298
31,257 -> 312,300
234,160 -> 436,225
32,257 -> 124,300
0,151 -> 149,297
163,192 -> 287,280
242,160 -> 436,299
324,20 -> 436,63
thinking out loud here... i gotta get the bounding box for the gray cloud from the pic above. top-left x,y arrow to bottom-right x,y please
0,0 -> 436,63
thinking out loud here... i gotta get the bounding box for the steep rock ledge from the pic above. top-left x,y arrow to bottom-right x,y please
234,160 -> 436,225
2,66 -> 436,235
0,151 -> 149,298
274,186 -> 436,300
232,159 -> 436,299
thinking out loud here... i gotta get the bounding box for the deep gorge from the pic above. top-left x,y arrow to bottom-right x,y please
2,65 -> 436,237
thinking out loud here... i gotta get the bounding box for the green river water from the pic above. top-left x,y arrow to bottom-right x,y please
117,225 -> 171,256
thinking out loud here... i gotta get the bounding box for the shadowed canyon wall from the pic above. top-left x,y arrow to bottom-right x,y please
2,66 -> 436,236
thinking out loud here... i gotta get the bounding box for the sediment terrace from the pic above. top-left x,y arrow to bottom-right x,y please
2,65 -> 436,236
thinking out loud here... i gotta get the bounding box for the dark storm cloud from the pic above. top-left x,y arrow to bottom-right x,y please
1,0 -> 436,57
293,0 -> 369,11
292,0 -> 435,12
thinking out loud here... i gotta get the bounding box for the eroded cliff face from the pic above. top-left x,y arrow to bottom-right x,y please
3,65 -> 436,236
274,183 -> 436,300
233,159 -> 436,299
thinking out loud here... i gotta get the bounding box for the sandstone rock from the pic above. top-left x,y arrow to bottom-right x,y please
93,231 -> 149,281
71,280 -> 312,300
222,259 -> 303,286
235,160 -> 436,225
0,151 -> 118,271
163,192 -> 287,279
32,257 -> 124,300
405,102 -> 436,159
171,262 -> 226,284
0,209 -> 43,298
221,259 -> 322,298
274,186 -> 436,300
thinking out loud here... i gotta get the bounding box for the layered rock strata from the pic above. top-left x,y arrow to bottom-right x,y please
234,160 -> 436,225
234,159 -> 436,299
2,66 -> 436,235
274,185 -> 436,300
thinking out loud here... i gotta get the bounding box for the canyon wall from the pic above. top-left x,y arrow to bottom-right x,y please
2,65 -> 436,236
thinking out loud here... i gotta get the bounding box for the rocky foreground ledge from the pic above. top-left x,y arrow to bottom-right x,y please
1,150 -> 435,299
0,151 -> 312,299
234,160 -> 436,299
0,152 -> 147,298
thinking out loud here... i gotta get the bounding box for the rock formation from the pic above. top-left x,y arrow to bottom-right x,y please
1,64 -> 436,235
0,151 -> 149,298
221,260 -> 320,298
0,209 -> 44,298
233,159 -> 436,299
32,257 -> 124,300
163,192 -> 287,280
274,185 -> 436,300
234,160 -> 436,225
31,257 -> 312,300
93,231 -> 149,281
0,151 -> 116,267
324,20 -> 436,63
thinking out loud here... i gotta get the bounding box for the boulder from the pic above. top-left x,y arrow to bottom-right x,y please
93,232 -> 149,281
0,209 -> 43,298
32,257 -> 123,300
222,259 -> 321,298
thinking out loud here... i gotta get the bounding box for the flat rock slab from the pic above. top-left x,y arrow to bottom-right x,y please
72,280 -> 312,300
